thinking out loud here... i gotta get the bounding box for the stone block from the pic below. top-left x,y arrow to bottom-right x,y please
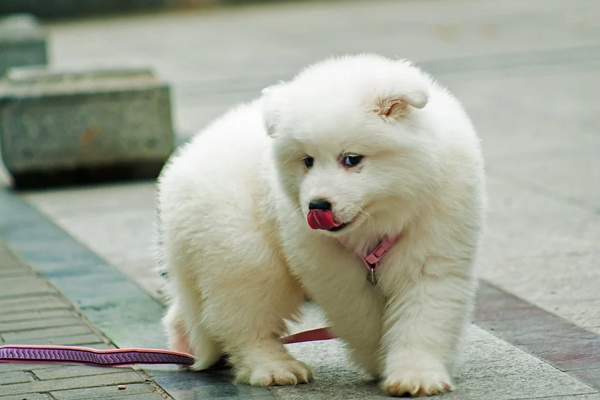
0,67 -> 175,188
0,14 -> 47,75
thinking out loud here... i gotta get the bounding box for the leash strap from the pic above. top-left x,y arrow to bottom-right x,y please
0,328 -> 335,367
0,345 -> 195,366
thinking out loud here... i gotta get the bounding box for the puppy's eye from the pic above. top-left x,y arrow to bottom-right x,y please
303,156 -> 314,168
342,154 -> 363,168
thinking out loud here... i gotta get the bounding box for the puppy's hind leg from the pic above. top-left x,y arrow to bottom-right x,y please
200,258 -> 312,386
163,302 -> 191,355
163,285 -> 223,370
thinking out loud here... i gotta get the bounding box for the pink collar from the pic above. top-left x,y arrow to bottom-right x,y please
359,234 -> 400,273
341,234 -> 400,284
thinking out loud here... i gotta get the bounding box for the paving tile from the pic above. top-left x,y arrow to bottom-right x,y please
0,316 -> 83,333
0,276 -> 56,298
0,363 -> 57,373
1,370 -> 145,396
32,365 -> 130,380
1,325 -> 94,342
0,309 -> 76,324
0,370 -> 33,384
0,295 -> 71,314
9,333 -> 105,346
51,382 -> 158,400
0,393 -> 48,400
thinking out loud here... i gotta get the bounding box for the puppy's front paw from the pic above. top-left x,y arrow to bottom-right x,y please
383,368 -> 452,397
237,358 -> 314,386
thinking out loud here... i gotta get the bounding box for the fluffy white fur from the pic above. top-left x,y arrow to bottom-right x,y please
157,54 -> 486,397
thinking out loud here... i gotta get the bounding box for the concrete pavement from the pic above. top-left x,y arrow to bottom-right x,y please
1,0 -> 600,398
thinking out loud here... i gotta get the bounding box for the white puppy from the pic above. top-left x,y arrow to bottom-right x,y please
157,54 -> 485,397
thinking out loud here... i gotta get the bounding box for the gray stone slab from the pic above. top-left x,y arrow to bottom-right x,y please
0,14 -> 47,75
0,370 -> 145,396
32,365 -> 129,380
0,67 -> 174,186
0,370 -> 32,384
51,382 -> 158,400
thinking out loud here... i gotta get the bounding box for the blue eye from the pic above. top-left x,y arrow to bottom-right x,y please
304,156 -> 314,168
343,154 -> 363,168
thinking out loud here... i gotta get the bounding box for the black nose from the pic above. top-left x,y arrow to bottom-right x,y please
309,199 -> 331,211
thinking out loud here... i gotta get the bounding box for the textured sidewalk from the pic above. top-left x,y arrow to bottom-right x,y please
0,240 -> 168,400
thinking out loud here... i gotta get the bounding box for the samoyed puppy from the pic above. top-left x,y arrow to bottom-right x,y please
157,54 -> 485,397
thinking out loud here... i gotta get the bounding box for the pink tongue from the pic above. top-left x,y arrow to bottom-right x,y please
307,210 -> 341,230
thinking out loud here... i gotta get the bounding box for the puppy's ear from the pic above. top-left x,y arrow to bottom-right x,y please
261,83 -> 286,138
376,91 -> 428,120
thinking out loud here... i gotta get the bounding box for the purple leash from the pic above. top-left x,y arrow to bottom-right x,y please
0,328 -> 334,367
0,345 -> 195,367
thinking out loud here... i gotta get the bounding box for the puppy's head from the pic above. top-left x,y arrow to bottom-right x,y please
262,54 -> 443,235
